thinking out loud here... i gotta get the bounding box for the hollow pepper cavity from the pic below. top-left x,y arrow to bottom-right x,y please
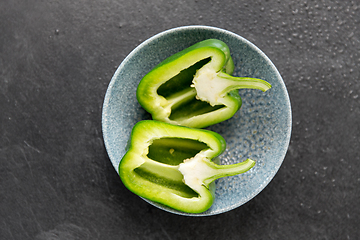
119,120 -> 255,213
136,39 -> 272,128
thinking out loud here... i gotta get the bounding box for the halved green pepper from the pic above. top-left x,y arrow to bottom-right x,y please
119,120 -> 255,213
137,39 -> 271,128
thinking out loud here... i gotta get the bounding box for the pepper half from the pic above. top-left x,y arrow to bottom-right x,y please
119,120 -> 255,213
137,39 -> 272,128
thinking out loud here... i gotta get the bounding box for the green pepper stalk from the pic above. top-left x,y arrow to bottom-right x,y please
119,120 -> 255,213
136,39 -> 271,128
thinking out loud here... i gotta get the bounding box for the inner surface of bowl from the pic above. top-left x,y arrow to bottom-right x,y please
102,26 -> 292,216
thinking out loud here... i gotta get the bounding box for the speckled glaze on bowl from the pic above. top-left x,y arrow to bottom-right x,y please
102,26 -> 292,216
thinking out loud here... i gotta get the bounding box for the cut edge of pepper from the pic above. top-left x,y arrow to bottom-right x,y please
132,136 -> 214,199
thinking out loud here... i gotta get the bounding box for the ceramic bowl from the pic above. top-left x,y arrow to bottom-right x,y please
102,26 -> 292,216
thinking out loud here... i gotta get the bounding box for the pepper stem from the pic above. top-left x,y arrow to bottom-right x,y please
202,158 -> 256,186
217,72 -> 272,93
178,154 -> 255,193
192,68 -> 271,107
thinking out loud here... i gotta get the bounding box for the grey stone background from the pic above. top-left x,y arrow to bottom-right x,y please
1,0 -> 359,239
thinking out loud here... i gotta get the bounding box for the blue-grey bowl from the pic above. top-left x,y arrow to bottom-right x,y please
102,26 -> 292,216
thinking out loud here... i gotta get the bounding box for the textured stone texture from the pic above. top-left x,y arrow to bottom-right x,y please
1,0 -> 359,239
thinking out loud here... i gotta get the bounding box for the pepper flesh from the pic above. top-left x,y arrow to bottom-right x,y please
119,120 -> 255,213
136,39 -> 271,128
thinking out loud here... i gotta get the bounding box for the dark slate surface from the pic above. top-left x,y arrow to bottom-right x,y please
1,0 -> 359,239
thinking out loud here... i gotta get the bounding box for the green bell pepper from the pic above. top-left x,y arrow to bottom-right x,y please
137,39 -> 271,128
119,120 -> 255,213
